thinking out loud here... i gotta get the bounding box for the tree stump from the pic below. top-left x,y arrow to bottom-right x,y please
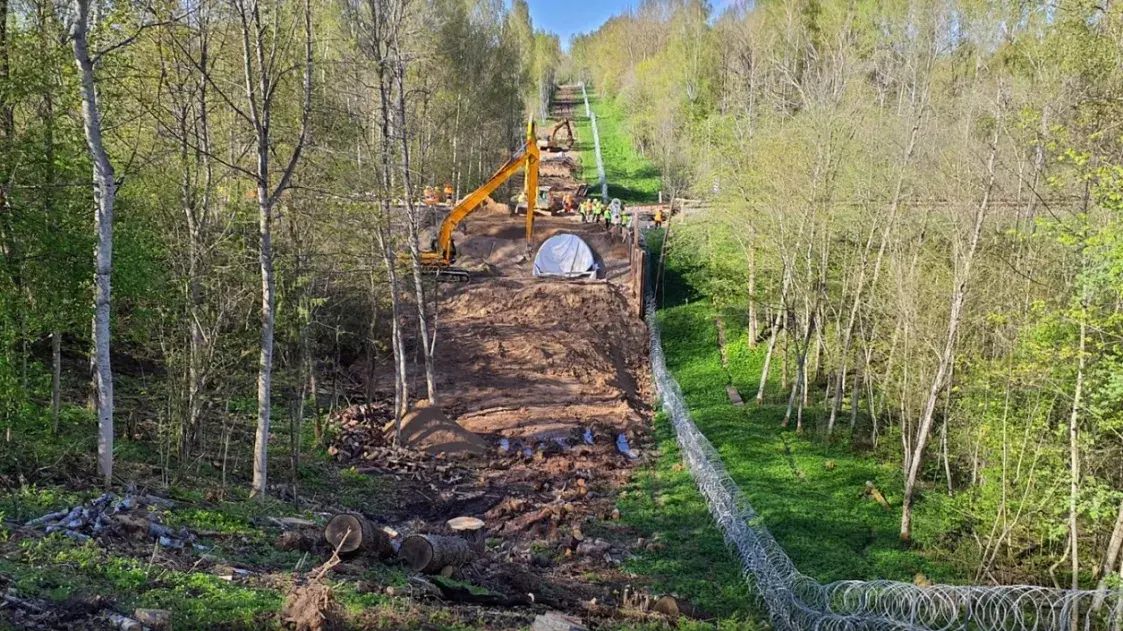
399,534 -> 474,573
447,516 -> 486,553
323,513 -> 392,560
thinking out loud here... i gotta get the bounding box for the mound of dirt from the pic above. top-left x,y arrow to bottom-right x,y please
480,197 -> 511,215
389,403 -> 490,455
457,235 -> 527,264
438,279 -> 649,438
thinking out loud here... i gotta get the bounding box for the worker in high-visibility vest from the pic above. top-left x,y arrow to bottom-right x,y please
654,206 -> 665,228
443,183 -> 455,204
610,201 -> 622,237
516,190 -> 528,217
424,186 -> 438,206
563,192 -> 576,214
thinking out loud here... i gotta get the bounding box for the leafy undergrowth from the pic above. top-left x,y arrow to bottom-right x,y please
0,402 -> 473,630
574,90 -> 662,205
652,229 -> 961,585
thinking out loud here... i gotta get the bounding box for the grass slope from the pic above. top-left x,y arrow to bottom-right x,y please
652,230 -> 958,585
574,92 -> 662,205
613,412 -> 762,629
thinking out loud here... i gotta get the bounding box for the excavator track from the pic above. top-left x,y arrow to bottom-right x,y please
424,266 -> 471,283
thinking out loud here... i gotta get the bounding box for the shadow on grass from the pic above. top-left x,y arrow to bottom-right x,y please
653,261 -> 961,585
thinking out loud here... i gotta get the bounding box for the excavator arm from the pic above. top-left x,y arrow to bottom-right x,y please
548,119 -> 574,150
433,117 -> 539,262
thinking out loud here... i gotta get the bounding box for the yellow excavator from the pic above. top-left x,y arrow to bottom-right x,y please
539,118 -> 574,152
418,117 -> 540,283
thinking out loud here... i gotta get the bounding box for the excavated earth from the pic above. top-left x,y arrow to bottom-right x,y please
322,87 -> 673,627
422,83 -> 649,441
437,208 -> 649,440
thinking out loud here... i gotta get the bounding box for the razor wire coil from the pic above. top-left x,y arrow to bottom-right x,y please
644,296 -> 1123,631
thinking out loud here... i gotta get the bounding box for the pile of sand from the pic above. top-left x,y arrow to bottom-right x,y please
387,402 -> 490,456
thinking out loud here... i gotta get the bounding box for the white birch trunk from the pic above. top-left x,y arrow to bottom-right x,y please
900,117 -> 999,542
71,0 -> 115,486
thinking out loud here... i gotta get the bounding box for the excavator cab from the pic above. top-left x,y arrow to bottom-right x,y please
515,186 -> 554,215
413,117 -> 540,283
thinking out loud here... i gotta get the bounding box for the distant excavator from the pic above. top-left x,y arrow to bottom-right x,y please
539,118 -> 574,152
417,117 -> 541,283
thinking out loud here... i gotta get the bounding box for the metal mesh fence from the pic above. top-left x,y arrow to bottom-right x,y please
644,295 -> 1123,631
579,82 -> 608,203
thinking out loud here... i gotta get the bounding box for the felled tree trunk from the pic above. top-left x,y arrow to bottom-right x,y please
323,513 -> 392,560
400,534 -> 474,574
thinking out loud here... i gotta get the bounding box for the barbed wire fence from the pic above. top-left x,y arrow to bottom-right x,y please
643,295 -> 1123,631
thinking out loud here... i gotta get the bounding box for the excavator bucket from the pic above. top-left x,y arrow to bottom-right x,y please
539,118 -> 574,152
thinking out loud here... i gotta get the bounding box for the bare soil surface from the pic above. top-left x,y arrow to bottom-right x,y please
322,87 -> 666,625
437,207 -> 648,440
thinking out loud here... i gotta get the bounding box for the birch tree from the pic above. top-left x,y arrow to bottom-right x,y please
69,0 -> 116,486
226,0 -> 314,498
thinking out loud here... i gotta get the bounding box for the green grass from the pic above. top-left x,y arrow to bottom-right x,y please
574,91 -> 662,205
0,535 -> 284,630
614,412 -> 762,628
651,229 -> 960,585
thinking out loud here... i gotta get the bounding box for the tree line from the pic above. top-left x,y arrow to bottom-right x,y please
571,0 -> 1123,589
0,0 -> 559,495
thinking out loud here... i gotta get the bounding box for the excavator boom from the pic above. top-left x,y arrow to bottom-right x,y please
543,119 -> 574,151
431,118 -> 539,270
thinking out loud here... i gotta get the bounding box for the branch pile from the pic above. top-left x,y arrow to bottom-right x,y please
21,492 -> 195,549
326,402 -> 392,461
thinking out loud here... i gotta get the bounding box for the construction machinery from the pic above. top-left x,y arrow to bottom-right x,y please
416,117 -> 540,283
538,118 -> 574,152
516,186 -> 557,214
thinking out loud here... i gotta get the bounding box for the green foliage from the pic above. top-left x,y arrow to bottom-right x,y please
1,535 -> 282,630
654,247 -> 959,583
580,0 -> 1123,587
577,93 -> 662,204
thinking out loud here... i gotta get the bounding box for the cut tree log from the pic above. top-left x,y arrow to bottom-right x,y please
864,481 -> 891,510
323,513 -> 392,560
653,595 -> 699,620
399,534 -> 474,573
133,609 -> 171,631
107,613 -> 142,631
